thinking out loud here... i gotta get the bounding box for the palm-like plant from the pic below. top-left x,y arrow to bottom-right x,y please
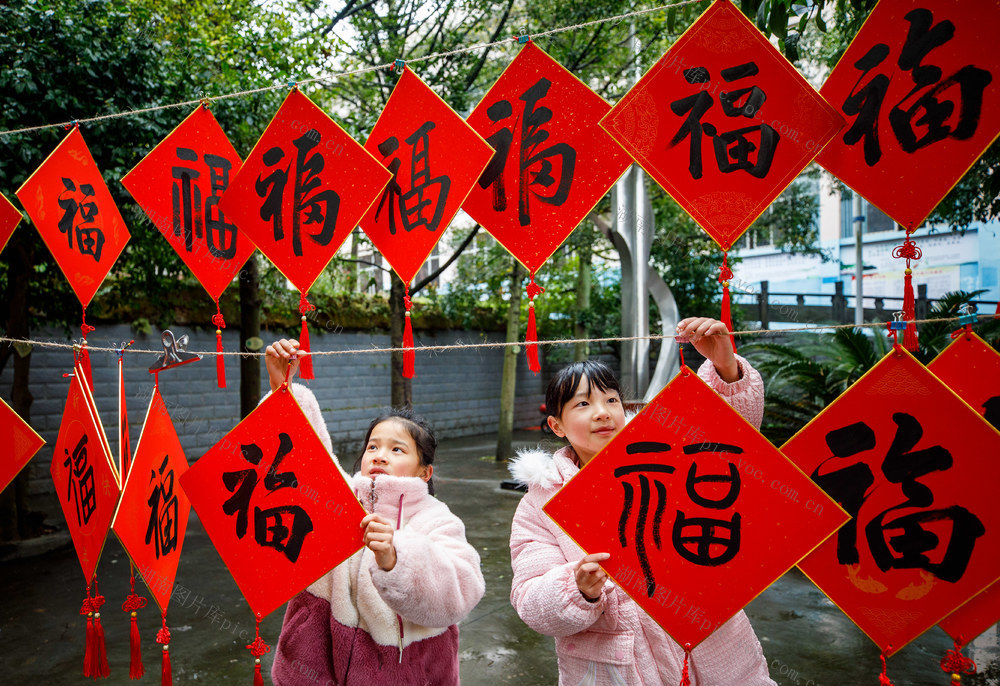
743,291 -> 1000,446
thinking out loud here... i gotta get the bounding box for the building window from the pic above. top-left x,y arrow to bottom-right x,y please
841,190 -> 897,239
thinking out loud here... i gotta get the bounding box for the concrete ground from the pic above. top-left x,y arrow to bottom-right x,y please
0,429 -> 996,685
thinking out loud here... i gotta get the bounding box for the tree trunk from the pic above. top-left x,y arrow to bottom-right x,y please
389,271 -> 412,409
574,243 -> 592,362
349,228 -> 360,290
495,259 -> 524,462
0,234 -> 35,541
239,255 -> 261,419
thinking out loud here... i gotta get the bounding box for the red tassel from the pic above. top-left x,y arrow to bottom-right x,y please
718,253 -> 737,353
893,235 -> 921,352
679,644 -> 692,686
879,648 -> 894,685
93,599 -> 110,678
156,616 -> 172,686
901,268 -> 918,351
525,274 -> 545,374
247,612 -> 271,686
403,288 -> 415,379
298,294 -> 315,380
81,593 -> 95,677
123,584 -> 148,679
213,307 -> 226,388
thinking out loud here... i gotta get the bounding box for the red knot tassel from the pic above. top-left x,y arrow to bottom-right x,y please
941,638 -> 977,684
718,253 -> 737,353
156,615 -> 172,686
81,591 -> 95,677
79,310 -> 96,393
525,274 -> 545,374
879,647 -> 894,685
298,294 -> 315,380
902,267 -> 918,351
213,306 -> 226,388
93,593 -> 110,678
247,613 -> 271,686
403,288 -> 415,379
893,234 -> 921,352
123,584 -> 148,679
679,644 -> 692,686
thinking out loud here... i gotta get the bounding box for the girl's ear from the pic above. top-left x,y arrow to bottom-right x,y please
419,464 -> 434,483
547,415 -> 565,438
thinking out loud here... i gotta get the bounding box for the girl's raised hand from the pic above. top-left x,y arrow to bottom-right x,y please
265,338 -> 302,392
575,552 -> 611,601
361,513 -> 397,571
676,317 -> 741,383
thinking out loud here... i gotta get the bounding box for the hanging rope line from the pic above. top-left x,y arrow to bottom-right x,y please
1,314 -> 995,360
0,0 -> 708,139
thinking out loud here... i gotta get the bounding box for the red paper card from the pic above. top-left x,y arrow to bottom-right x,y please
52,371 -> 121,583
940,582 -> 1000,649
15,127 -> 131,307
113,386 -> 190,613
817,0 -> 1000,231
179,385 -> 366,618
122,105 -> 254,302
928,330 -> 1000,432
543,369 -> 847,648
0,191 -> 22,255
0,397 -> 45,495
783,348 -> 1000,655
464,41 -> 632,273
930,330 -> 1000,645
600,0 -> 843,250
218,89 -> 391,295
361,67 -> 494,286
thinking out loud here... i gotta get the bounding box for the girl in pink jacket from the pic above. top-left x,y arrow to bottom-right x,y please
264,339 -> 485,686
509,317 -> 777,685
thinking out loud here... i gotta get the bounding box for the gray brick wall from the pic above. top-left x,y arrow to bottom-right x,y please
1,324 -> 546,504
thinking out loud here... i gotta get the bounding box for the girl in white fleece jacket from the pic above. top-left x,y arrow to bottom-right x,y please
264,339 -> 485,685
509,317 -> 777,685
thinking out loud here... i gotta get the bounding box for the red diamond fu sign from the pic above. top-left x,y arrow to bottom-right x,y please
544,369 -> 847,648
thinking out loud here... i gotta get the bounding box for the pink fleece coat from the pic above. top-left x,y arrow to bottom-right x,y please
509,356 -> 777,686
269,385 -> 485,685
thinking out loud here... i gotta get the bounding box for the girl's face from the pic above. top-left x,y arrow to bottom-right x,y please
361,419 -> 433,482
547,375 -> 626,466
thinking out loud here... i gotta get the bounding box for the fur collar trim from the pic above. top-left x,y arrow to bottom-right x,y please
508,409 -> 639,489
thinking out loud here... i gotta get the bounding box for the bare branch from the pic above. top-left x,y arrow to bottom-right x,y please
412,224 -> 481,294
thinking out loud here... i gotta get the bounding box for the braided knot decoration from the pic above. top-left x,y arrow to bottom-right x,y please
79,597 -> 94,616
718,253 -> 734,283
122,593 -> 148,613
892,237 -> 922,262
156,624 -> 171,646
526,275 -> 545,300
211,312 -> 226,329
403,294 -> 412,310
246,635 -> 271,659
940,641 -> 977,676
298,293 -> 316,316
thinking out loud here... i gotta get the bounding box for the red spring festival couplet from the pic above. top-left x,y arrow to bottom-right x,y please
0,190 -> 23,255
219,88 -> 391,378
544,368 -> 848,648
930,329 -> 1000,655
817,0 -> 1000,232
360,66 -> 494,378
179,385 -> 367,620
0,396 -> 46,495
464,41 -> 632,371
122,105 -> 256,388
16,127 -> 132,385
601,0 -> 844,252
783,347 -> 1000,657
